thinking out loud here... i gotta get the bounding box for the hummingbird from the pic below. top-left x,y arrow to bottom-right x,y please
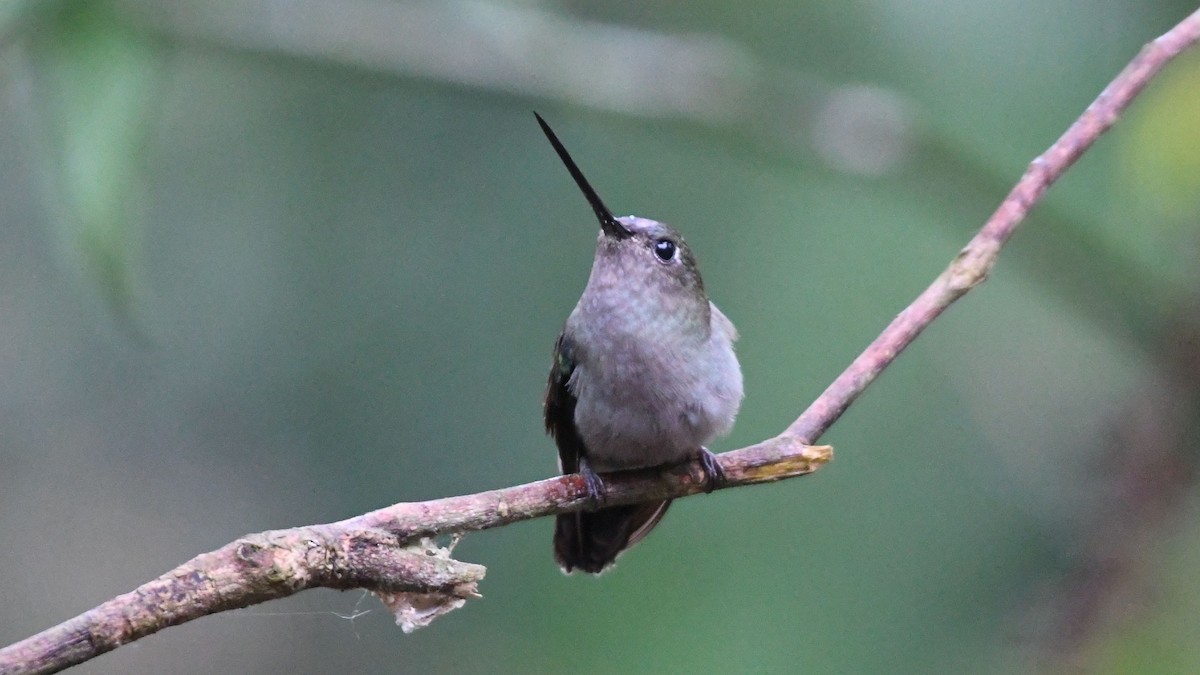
536,113 -> 744,574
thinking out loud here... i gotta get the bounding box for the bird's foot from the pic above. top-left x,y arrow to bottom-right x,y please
697,447 -> 727,494
578,457 -> 608,508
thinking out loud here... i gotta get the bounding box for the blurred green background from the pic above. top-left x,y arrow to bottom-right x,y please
3,1 -> 1200,673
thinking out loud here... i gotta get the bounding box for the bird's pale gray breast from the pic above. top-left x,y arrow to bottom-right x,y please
568,301 -> 743,472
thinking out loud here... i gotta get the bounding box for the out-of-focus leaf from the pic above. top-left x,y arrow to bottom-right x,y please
1121,52 -> 1200,220
28,2 -> 159,326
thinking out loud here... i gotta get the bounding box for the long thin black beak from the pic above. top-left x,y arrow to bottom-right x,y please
535,112 -> 630,239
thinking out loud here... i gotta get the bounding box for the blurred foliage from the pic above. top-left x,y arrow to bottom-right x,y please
24,2 -> 159,327
2,1 -> 1200,674
1123,53 -> 1200,220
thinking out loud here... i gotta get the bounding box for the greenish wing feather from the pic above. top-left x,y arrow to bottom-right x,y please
544,331 -> 584,475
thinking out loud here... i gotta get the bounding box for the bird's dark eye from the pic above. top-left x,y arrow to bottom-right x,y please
653,239 -> 676,262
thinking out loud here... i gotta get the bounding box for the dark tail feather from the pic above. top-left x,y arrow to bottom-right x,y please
553,500 -> 672,574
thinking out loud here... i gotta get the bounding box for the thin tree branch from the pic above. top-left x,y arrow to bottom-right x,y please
0,438 -> 831,675
788,8 -> 1200,443
4,7 -> 1200,675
